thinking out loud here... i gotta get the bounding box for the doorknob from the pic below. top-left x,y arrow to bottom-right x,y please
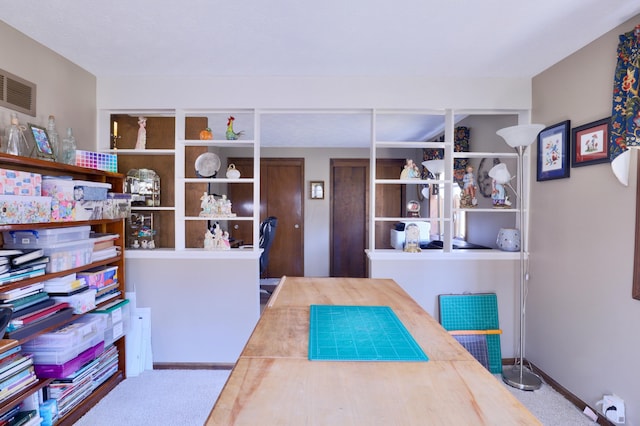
294,224 -> 300,229
234,224 -> 239,230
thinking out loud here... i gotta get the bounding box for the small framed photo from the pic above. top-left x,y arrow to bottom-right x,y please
27,123 -> 55,160
571,117 -> 611,167
537,120 -> 571,182
310,181 -> 324,199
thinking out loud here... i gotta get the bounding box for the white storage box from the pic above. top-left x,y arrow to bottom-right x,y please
103,193 -> 131,219
0,195 -> 51,224
41,177 -> 75,222
74,200 -> 104,221
73,181 -> 111,201
3,226 -> 90,247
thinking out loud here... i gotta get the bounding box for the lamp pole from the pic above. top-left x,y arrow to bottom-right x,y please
496,124 -> 544,391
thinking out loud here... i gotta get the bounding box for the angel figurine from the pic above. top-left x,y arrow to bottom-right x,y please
135,116 -> 147,150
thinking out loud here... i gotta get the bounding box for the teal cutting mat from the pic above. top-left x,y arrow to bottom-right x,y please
308,305 -> 428,362
438,293 -> 502,373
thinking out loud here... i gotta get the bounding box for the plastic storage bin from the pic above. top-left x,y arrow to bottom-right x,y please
34,341 -> 104,379
4,239 -> 93,273
86,299 -> 130,330
3,226 -> 91,247
23,320 -> 102,365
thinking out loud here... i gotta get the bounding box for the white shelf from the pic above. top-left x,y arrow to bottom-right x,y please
453,151 -> 518,159
374,216 -> 450,222
107,149 -> 175,155
374,141 -> 447,149
184,216 -> 254,221
183,178 -> 255,184
375,178 -> 444,185
130,206 -> 175,211
180,139 -> 255,147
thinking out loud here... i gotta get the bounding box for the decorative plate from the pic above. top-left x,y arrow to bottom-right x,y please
195,152 -> 221,177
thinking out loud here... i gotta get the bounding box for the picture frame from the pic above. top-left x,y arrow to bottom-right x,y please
27,123 -> 55,161
571,117 -> 611,167
310,181 -> 324,199
537,120 -> 571,182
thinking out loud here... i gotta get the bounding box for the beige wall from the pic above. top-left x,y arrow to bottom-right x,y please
531,15 -> 640,419
0,22 -> 96,149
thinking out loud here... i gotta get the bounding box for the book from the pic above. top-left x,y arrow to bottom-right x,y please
5,308 -> 73,340
0,356 -> 32,382
0,269 -> 46,286
0,283 -> 45,301
10,256 -> 49,270
10,249 -> 44,267
0,262 -> 47,280
7,298 -> 54,317
10,302 -> 69,326
0,293 -> 51,313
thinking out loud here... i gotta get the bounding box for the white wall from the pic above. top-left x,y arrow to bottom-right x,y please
0,22 -> 96,149
531,15 -> 640,421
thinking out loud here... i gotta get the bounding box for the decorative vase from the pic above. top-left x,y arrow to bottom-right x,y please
226,164 -> 241,179
496,228 -> 520,252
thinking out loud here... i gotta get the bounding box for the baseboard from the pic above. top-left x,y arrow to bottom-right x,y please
153,362 -> 234,370
502,358 -> 610,426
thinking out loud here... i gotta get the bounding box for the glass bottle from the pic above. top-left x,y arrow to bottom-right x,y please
61,127 -> 77,165
5,113 -> 28,156
47,115 -> 60,161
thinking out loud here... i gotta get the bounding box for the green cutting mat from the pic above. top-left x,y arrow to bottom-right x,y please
308,305 -> 428,362
438,293 -> 502,373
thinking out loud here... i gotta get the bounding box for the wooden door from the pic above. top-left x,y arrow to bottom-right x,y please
330,159 -> 404,277
228,158 -> 304,278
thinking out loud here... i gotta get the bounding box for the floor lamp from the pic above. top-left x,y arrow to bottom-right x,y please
496,124 -> 545,391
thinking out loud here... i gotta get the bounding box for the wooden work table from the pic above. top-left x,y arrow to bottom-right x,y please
206,277 -> 541,425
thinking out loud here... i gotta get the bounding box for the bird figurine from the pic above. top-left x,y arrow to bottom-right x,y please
225,116 -> 245,140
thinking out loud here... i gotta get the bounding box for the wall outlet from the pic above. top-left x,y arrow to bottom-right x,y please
598,394 -> 625,424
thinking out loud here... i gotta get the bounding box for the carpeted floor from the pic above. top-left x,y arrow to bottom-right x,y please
73,369 -> 596,425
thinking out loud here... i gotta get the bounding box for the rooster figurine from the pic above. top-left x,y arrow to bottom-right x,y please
225,116 -> 245,140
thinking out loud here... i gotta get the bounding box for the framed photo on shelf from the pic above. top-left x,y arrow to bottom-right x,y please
537,120 -> 571,182
27,123 -> 55,161
571,117 -> 611,167
310,181 -> 324,199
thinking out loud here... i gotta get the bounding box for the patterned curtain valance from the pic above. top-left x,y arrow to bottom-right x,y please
610,24 -> 640,185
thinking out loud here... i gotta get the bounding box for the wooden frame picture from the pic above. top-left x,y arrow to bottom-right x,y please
310,181 -> 324,199
537,120 -> 571,181
571,117 -> 611,167
27,123 -> 55,160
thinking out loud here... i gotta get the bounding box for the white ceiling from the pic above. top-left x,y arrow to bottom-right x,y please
1,1 -> 639,147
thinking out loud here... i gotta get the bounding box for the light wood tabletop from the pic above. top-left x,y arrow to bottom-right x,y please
206,276 -> 541,425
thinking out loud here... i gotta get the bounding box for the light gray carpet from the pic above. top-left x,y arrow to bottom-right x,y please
74,369 -> 595,425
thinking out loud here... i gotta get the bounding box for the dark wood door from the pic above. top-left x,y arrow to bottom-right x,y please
330,159 -> 404,277
228,158 -> 304,278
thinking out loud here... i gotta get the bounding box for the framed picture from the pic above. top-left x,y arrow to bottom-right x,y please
571,117 -> 611,167
537,120 -> 571,181
310,181 -> 324,199
27,123 -> 55,160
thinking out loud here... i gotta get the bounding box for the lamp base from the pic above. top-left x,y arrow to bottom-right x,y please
502,364 -> 542,391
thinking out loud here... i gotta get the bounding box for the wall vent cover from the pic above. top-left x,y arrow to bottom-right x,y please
0,69 -> 36,117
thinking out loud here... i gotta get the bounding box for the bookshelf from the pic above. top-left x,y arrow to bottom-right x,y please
0,153 -> 127,425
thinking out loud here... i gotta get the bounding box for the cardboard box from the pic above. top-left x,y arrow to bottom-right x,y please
0,195 -> 51,224
0,168 -> 42,196
41,177 -> 75,222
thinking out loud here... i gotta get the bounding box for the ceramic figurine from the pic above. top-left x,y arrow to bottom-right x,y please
135,116 -> 147,150
461,165 -> 478,208
225,116 -> 244,140
488,163 -> 512,208
400,159 -> 420,179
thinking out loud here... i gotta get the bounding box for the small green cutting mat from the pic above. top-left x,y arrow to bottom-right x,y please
308,305 -> 428,362
438,293 -> 502,373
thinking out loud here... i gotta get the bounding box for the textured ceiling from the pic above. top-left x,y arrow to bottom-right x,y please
2,0 -> 638,78
1,1 -> 639,147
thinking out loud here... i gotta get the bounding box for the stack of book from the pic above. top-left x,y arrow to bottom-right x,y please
0,250 -> 48,286
1,282 -> 74,340
0,340 -> 37,406
46,345 -> 118,418
0,405 -> 39,426
89,233 -> 119,263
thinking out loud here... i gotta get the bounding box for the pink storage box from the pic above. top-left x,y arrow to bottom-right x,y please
77,266 -> 118,289
0,195 -> 51,224
34,341 -> 104,379
41,177 -> 75,222
0,168 -> 42,196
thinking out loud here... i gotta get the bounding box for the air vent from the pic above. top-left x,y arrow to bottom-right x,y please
0,69 -> 36,117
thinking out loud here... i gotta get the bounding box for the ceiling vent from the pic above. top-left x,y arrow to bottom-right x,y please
0,69 -> 36,117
